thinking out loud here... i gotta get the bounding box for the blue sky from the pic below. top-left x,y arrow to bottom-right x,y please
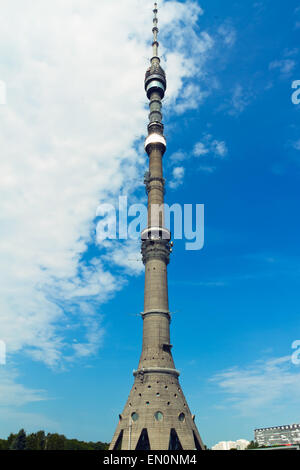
0,0 -> 300,449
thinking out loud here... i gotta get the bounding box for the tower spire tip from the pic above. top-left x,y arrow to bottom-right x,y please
152,1 -> 159,58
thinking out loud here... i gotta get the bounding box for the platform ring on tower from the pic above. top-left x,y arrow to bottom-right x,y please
133,367 -> 180,378
141,226 -> 171,241
144,133 -> 166,154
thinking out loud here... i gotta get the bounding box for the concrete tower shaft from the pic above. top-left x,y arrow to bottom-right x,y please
109,3 -> 204,451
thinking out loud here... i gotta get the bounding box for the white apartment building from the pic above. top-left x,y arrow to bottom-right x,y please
212,439 -> 250,450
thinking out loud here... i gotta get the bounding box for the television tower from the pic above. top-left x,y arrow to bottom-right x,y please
109,3 -> 204,450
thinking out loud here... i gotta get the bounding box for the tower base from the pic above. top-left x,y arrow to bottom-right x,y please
109,370 -> 204,450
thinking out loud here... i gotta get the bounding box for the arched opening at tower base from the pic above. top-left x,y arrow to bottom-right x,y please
113,430 -> 123,450
136,428 -> 151,450
193,431 -> 203,451
168,428 -> 183,450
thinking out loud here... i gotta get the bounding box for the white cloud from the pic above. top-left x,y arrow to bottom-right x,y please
198,165 -> 216,173
0,0 -> 210,368
211,140 -> 228,158
211,356 -> 300,416
102,239 -> 143,276
0,367 -> 58,434
160,5 -> 214,114
283,48 -> 299,58
217,83 -> 254,116
169,150 -> 187,162
174,83 -> 208,114
168,134 -> 227,181
193,134 -> 228,160
167,134 -> 228,176
218,23 -> 236,47
269,59 -> 296,76
295,7 -> 300,28
193,142 -> 209,157
169,166 -> 185,189
228,84 -> 252,116
293,140 -> 300,151
0,368 -> 46,407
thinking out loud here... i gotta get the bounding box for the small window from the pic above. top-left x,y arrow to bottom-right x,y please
131,412 -> 139,422
178,413 -> 185,422
154,411 -> 163,421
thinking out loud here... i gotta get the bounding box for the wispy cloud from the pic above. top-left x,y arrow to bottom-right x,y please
269,59 -> 296,77
0,368 -> 58,434
293,140 -> 300,151
194,134 -> 228,159
228,84 -> 253,116
253,2 -> 266,14
283,48 -> 299,58
0,369 -> 46,407
218,83 -> 254,117
217,23 -> 237,47
0,0 -> 210,368
169,150 -> 188,163
102,239 -> 143,276
197,165 -> 216,173
160,3 -> 214,115
174,83 -> 208,114
168,133 -> 228,184
295,6 -> 300,29
210,356 -> 300,416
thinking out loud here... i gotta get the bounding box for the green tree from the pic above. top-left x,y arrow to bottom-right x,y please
247,440 -> 259,449
92,441 -> 109,450
45,433 -> 66,450
1,430 -> 108,450
10,429 -> 27,450
7,433 -> 17,448
0,439 -> 9,450
36,430 -> 46,450
26,431 -> 46,450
